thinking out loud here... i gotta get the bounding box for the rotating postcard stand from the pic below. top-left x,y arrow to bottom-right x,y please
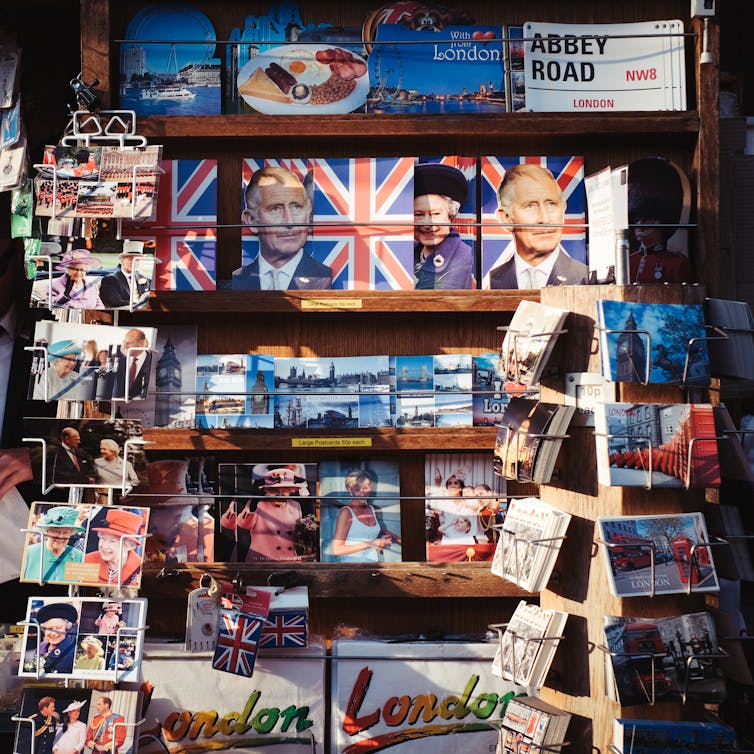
497,323 -> 568,386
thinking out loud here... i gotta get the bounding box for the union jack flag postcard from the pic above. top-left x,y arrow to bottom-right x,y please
260,610 -> 308,648
479,155 -> 587,288
212,608 -> 264,677
239,156 -> 414,290
124,159 -> 217,291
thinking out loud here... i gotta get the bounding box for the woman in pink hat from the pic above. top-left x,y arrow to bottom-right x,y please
49,248 -> 104,309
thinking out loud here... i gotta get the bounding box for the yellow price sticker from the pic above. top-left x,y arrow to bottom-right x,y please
291,437 -> 373,448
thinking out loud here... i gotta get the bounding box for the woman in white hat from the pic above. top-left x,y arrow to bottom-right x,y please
75,635 -> 105,671
49,248 -> 104,309
53,698 -> 88,754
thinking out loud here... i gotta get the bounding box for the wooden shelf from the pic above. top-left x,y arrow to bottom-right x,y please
141,561 -> 528,599
142,426 -> 498,451
137,289 -> 537,314
136,111 -> 700,141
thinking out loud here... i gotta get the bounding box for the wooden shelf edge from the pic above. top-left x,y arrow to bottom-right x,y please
141,426 -> 499,451
138,289 -> 537,314
136,111 -> 700,140
141,561 -> 528,599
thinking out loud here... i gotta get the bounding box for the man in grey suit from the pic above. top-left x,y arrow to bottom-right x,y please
232,166 -> 333,290
488,164 -> 588,289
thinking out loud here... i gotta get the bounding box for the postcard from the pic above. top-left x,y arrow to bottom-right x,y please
123,159 -> 217,291
319,458 -> 401,563
217,462 -> 318,562
236,157 -> 414,291
23,417 -> 147,493
597,512 -> 719,597
366,24 -> 506,114
29,243 -> 156,312
139,455 -> 217,563
425,452 -> 506,562
14,687 -> 142,754
19,596 -> 147,681
19,501 -> 150,589
1,98 -> 21,150
28,320 -> 158,402
119,324 -> 198,429
196,353 -> 274,429
120,4 -> 221,115
480,156 -> 587,288
596,299 -> 710,385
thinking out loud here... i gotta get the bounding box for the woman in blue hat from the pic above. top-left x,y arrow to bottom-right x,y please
413,163 -> 474,290
21,505 -> 85,584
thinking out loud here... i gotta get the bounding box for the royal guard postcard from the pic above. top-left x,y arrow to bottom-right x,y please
19,596 -> 147,681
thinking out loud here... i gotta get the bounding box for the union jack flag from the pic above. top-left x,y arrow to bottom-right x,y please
212,609 -> 264,677
241,157 -> 414,290
479,155 -> 587,287
260,610 -> 308,648
125,159 -> 217,291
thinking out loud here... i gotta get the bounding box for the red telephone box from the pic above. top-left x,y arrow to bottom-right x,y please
672,536 -> 708,584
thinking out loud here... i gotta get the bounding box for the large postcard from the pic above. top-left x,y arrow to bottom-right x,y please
20,501 -> 150,588
597,512 -> 720,597
119,324 -> 198,429
415,156 -> 477,290
596,299 -> 710,385
20,596 -> 146,681
603,611 -> 726,706
480,156 -> 587,288
237,44 -> 369,114
28,320 -> 158,402
120,4 -> 221,115
523,20 -> 686,112
217,462 -> 318,562
34,145 -> 163,220
23,417 -> 147,492
15,687 -> 142,754
139,455 -> 217,563
594,403 -> 720,488
367,24 -> 506,114
29,243 -> 156,311
124,159 -> 217,291
236,157 -> 414,291
196,353 -> 275,428
425,452 -> 506,562
319,458 -> 401,563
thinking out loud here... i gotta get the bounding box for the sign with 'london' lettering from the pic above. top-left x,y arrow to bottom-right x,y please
137,642 -> 325,753
523,20 -> 686,112
332,639 -> 522,753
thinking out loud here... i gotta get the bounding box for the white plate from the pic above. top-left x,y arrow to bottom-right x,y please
237,44 -> 369,115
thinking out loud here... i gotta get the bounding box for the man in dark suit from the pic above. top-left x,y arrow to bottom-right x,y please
98,244 -> 153,309
50,426 -> 96,485
232,166 -> 333,290
488,164 -> 588,289
111,328 -> 152,400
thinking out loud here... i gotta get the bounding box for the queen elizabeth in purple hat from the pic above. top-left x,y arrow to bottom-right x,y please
49,248 -> 104,309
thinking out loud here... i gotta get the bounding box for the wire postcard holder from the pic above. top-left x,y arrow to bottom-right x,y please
494,527 -> 568,591
497,323 -> 569,387
488,621 -> 566,688
493,423 -> 571,483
